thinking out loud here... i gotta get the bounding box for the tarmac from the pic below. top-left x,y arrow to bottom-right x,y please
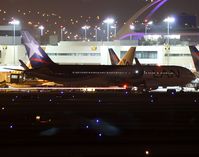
0,89 -> 199,156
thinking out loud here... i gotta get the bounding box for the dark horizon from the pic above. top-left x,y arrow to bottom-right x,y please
1,0 -> 199,22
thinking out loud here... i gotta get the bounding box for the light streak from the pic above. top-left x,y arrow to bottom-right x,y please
145,0 -> 169,21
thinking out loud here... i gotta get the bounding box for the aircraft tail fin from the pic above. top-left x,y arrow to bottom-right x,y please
108,48 -> 120,65
118,47 -> 136,65
189,46 -> 199,72
21,31 -> 55,68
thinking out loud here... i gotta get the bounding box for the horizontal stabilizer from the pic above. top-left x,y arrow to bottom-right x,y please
3,68 -> 24,71
19,59 -> 29,70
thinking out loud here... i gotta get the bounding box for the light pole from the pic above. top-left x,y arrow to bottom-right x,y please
60,26 -> 65,41
94,26 -> 101,41
163,17 -> 175,45
164,17 -> 175,65
81,25 -> 90,41
129,24 -> 135,40
111,23 -> 117,38
103,18 -> 114,41
38,25 -> 44,36
144,21 -> 153,34
9,19 -> 20,65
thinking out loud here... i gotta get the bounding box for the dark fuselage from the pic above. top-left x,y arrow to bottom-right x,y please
24,64 -> 195,88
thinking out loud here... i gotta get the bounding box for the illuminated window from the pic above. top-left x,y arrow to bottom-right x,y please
48,53 -> 100,57
120,51 -> 157,59
165,53 -> 191,57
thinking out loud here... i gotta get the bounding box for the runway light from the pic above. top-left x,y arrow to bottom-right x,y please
96,119 -> 100,123
86,125 -> 89,129
145,150 -> 150,155
98,133 -> 102,137
2,107 -> 5,110
123,84 -> 128,89
9,125 -> 13,129
36,116 -> 41,121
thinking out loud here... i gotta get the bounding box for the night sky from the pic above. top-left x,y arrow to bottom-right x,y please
1,0 -> 199,21
1,0 -> 199,40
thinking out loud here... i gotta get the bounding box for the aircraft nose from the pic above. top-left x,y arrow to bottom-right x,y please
189,71 -> 196,81
192,73 -> 197,80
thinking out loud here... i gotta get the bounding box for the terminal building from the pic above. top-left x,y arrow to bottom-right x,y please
0,40 -> 195,69
0,25 -> 196,77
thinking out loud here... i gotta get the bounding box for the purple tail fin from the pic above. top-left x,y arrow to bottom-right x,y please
189,46 -> 199,71
21,31 -> 55,68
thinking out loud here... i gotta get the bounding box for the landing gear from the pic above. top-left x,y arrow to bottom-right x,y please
195,86 -> 199,91
167,88 -> 177,94
137,85 -> 149,93
180,86 -> 184,92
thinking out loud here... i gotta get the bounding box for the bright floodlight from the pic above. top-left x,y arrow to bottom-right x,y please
147,21 -> 153,25
9,19 -> 20,25
130,24 -> 135,30
82,25 -> 90,41
81,25 -> 90,30
95,26 -> 101,30
39,25 -> 44,30
103,18 -> 114,24
111,25 -> 116,29
164,17 -> 175,23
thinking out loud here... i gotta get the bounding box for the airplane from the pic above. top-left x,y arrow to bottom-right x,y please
188,45 -> 199,90
189,46 -> 199,73
108,47 -> 135,65
20,31 -> 195,90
